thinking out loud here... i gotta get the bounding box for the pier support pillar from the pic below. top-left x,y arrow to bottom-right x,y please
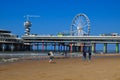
70,43 -> 73,53
42,42 -> 44,52
58,44 -> 60,52
33,43 -> 36,51
54,43 -> 56,52
30,44 -> 32,51
45,43 -> 47,51
116,43 -> 119,53
78,46 -> 80,52
63,45 -> 65,51
92,43 -> 96,53
2,44 -> 5,52
0,44 -> 2,51
10,43 -> 14,51
60,44 -> 62,52
37,43 -> 39,51
103,43 -> 107,53
80,43 -> 84,52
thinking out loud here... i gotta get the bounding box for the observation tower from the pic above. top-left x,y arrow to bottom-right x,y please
24,15 -> 40,35
24,20 -> 32,35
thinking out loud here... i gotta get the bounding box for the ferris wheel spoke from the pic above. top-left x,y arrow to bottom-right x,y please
82,24 -> 88,28
72,23 -> 78,27
79,19 -> 87,27
82,31 -> 86,34
74,19 -> 80,26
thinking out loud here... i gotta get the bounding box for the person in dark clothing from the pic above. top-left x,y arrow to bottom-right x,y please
64,51 -> 67,58
88,46 -> 92,60
83,52 -> 87,60
83,46 -> 87,61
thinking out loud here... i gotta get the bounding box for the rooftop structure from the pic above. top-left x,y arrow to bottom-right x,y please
0,29 -> 11,33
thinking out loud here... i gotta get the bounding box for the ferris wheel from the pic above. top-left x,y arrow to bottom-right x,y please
70,13 -> 90,36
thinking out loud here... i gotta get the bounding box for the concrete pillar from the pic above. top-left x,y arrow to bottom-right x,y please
76,46 -> 79,52
42,42 -> 44,52
78,46 -> 80,52
62,44 -> 65,52
11,44 -> 14,51
54,43 -> 56,52
80,43 -> 84,52
45,43 -> 47,51
58,44 -> 60,52
92,43 -> 96,53
66,45 -> 69,52
65,45 -> 67,51
103,43 -> 107,53
116,43 -> 119,53
0,44 -> 2,51
2,44 -> 5,52
17,44 -> 21,51
5,44 -> 9,51
60,44 -> 62,52
72,45 -> 75,52
33,43 -> 36,51
30,44 -> 32,51
70,43 -> 72,53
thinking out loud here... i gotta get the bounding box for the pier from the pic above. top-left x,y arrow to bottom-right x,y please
22,35 -> 120,53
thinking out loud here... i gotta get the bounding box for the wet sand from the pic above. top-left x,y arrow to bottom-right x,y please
0,54 -> 120,80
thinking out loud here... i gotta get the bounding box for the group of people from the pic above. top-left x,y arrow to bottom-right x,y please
83,46 -> 92,61
48,46 -> 92,63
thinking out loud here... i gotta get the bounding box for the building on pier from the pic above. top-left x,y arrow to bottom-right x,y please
0,29 -> 30,52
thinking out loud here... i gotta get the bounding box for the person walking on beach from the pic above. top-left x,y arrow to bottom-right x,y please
83,46 -> 87,61
48,51 -> 55,63
64,51 -> 68,58
88,46 -> 92,61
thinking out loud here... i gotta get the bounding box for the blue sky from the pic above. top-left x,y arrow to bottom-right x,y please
0,0 -> 120,36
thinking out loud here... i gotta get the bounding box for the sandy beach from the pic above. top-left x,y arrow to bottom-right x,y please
0,54 -> 120,80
